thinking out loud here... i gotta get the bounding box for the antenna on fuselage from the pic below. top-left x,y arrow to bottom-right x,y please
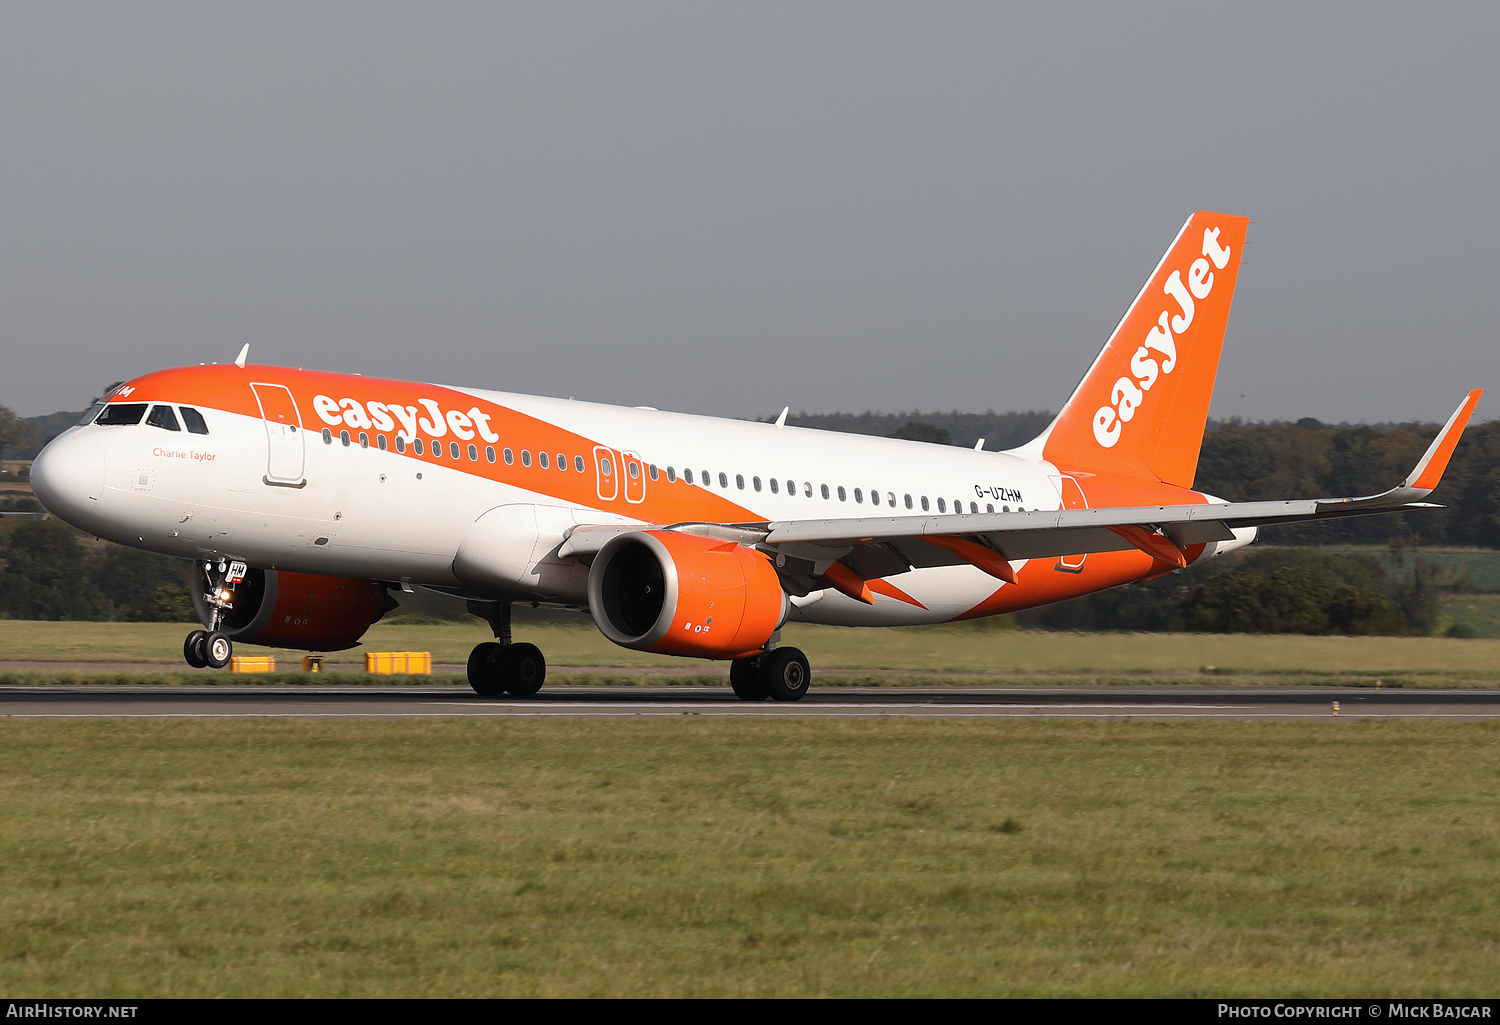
775,407 -> 789,429
234,344 -> 249,369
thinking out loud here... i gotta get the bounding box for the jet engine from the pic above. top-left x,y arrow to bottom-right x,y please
191,567 -> 397,651
587,531 -> 788,659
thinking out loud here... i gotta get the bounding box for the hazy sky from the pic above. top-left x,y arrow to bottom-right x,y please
2,3 -> 1496,424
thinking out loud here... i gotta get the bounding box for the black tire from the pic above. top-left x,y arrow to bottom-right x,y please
729,658 -> 770,701
500,642 -> 547,697
183,630 -> 209,669
467,641 -> 507,696
204,630 -> 232,670
759,646 -> 811,702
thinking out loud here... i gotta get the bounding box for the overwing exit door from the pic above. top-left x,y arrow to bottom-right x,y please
250,382 -> 307,487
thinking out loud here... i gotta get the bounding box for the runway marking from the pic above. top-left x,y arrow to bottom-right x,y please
441,701 -> 1256,710
8,711 -> 1500,720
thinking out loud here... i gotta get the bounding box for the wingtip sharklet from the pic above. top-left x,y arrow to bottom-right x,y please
1405,388 -> 1483,493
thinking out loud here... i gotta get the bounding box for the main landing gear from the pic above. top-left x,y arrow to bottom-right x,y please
465,601 -> 546,698
182,558 -> 244,669
729,646 -> 811,702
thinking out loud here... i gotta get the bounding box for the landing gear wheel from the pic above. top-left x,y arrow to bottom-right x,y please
204,631 -> 232,670
466,642 -> 547,697
183,630 -> 209,669
500,643 -> 546,697
467,641 -> 507,697
759,646 -> 811,702
730,658 -> 770,701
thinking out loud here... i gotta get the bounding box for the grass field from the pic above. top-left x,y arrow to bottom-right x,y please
3,619 -> 1500,688
2,718 -> 1497,997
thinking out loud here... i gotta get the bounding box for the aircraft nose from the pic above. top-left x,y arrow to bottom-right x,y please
31,432 -> 106,528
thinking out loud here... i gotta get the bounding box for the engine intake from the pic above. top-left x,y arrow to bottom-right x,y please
587,531 -> 787,660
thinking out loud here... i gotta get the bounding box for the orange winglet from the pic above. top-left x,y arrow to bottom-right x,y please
1106,524 -> 1187,569
924,535 -> 1018,584
1408,389 -> 1483,492
820,561 -> 874,605
869,578 -> 927,609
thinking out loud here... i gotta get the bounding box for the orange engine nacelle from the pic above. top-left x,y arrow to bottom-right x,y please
587,531 -> 788,660
192,568 -> 395,651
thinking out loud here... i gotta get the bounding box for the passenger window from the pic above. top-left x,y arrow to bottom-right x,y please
685,469 -> 694,484
558,454 -> 567,471
887,492 -> 896,507
820,484 -> 829,500
360,432 -> 369,449
837,486 -> 846,502
970,502 -> 978,514
702,470 -> 710,487
601,456 -> 613,477
649,464 -> 659,481
631,463 -> 641,479
719,472 -> 728,488
503,448 -> 514,464
396,436 -> 407,453
340,430 -> 351,447
522,450 -> 532,467
854,488 -> 863,503
95,403 -> 148,426
667,467 -> 677,483
468,444 -> 478,461
803,482 -> 812,497
322,428 -> 333,444
735,473 -> 743,489
575,456 -> 585,472
448,442 -> 459,459
485,446 -> 495,462
378,435 -> 388,451
414,439 -> 424,455
179,407 -> 210,435
920,496 -> 929,511
869,490 -> 879,507
905,494 -> 913,509
147,405 -> 180,431
937,498 -> 946,513
539,451 -> 549,469
769,478 -> 778,494
433,440 -> 443,458
987,503 -> 995,513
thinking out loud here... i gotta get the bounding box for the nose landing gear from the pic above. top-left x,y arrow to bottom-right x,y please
182,558 -> 245,669
465,601 -> 547,697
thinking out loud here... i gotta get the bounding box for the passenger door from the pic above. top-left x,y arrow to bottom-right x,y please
250,382 -> 307,487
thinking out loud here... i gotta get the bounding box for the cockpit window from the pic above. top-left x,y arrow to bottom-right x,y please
95,403 -> 147,426
179,407 -> 209,435
76,402 -> 106,426
146,405 -> 181,431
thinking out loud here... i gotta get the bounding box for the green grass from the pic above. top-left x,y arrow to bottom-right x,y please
1439,595 -> 1500,639
4,619 -> 1500,687
2,719 -> 1498,997
8,618 -> 1500,690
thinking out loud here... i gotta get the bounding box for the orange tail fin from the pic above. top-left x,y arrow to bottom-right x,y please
1036,211 -> 1250,488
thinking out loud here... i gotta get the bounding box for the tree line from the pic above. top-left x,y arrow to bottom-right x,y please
2,402 -> 1496,631
793,410 -> 1500,548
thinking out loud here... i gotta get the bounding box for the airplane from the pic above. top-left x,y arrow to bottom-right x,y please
28,211 -> 1482,701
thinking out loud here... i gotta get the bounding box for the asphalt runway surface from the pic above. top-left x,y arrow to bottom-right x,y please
4,685 -> 1500,719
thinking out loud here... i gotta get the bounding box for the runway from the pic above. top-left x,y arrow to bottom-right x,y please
5,685 -> 1500,719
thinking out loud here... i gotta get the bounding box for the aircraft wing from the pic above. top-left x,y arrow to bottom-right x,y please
560,389 -> 1481,597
